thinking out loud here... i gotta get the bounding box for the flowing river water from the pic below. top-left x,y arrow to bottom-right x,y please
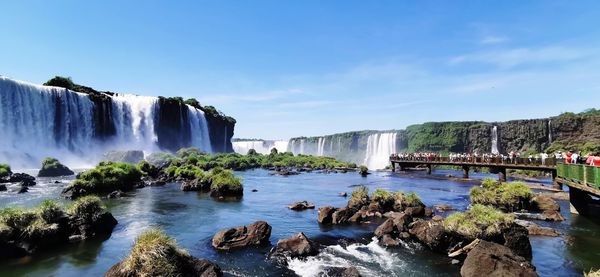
0,169 -> 598,276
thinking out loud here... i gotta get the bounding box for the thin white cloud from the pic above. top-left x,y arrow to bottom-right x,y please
450,46 -> 591,68
480,35 -> 509,45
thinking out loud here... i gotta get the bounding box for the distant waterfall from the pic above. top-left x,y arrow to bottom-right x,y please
300,139 -> 306,154
363,133 -> 397,169
317,137 -> 326,156
548,120 -> 552,144
0,76 -> 213,168
491,126 -> 499,154
232,140 -> 288,155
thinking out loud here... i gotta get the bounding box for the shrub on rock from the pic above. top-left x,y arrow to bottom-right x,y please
67,196 -> 117,239
0,164 -> 12,178
37,157 -> 74,177
105,229 -> 222,277
359,165 -> 369,177
209,169 -> 243,198
444,204 -> 514,239
63,162 -> 142,198
470,181 -> 533,211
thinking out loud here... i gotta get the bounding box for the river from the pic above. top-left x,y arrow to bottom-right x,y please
0,169 -> 598,276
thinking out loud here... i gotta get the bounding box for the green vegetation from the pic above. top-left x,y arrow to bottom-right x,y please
546,141 -> 600,156
481,177 -> 499,190
67,161 -> 142,194
444,204 -> 514,239
0,163 -> 11,177
350,186 -> 369,202
359,165 -> 369,176
38,157 -> 74,177
406,121 -> 482,152
123,229 -> 191,276
166,164 -> 205,180
209,168 -> 242,194
67,196 -> 106,223
137,160 -> 159,177
44,76 -> 113,96
404,192 -> 424,207
371,188 -> 394,207
470,181 -> 533,211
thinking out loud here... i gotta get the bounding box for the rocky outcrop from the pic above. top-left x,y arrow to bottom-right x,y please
515,220 -> 559,237
212,221 -> 272,250
37,158 -> 74,177
1,172 -> 37,187
272,232 -> 319,258
460,240 -> 538,277
530,194 -> 565,221
318,206 -> 336,224
325,267 -> 362,277
288,201 -> 315,211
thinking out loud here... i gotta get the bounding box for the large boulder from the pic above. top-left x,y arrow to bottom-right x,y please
332,207 -> 356,224
288,201 -> 315,211
325,267 -> 362,277
530,194 -> 564,221
272,232 -> 319,258
460,240 -> 537,277
318,206 -> 336,224
515,220 -> 559,237
212,221 -> 271,250
408,216 -> 448,252
10,173 -> 36,187
37,158 -> 74,177
501,223 -> 532,260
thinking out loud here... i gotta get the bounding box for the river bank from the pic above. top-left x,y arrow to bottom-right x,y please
0,168 -> 598,276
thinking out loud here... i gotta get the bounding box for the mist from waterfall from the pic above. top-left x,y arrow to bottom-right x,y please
491,126 -> 499,154
232,140 -> 288,155
363,132 -> 397,169
0,77 -> 213,169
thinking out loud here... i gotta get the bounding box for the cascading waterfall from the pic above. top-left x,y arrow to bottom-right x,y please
317,137 -> 326,156
188,105 -> 212,153
0,76 -> 213,168
363,132 -> 397,169
548,120 -> 552,144
491,126 -> 499,154
232,140 -> 288,154
299,139 -> 306,155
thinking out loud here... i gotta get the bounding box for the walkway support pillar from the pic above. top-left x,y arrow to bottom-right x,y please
498,168 -> 507,182
391,162 -> 395,172
462,165 -> 469,179
569,187 -> 592,215
426,164 -> 432,175
551,170 -> 562,190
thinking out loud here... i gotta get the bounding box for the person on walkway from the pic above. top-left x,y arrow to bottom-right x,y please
571,151 -> 579,164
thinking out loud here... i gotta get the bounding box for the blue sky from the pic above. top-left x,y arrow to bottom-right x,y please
1,1 -> 599,139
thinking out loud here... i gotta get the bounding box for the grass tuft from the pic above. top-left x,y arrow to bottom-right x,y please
444,204 -> 514,239
124,229 -> 189,276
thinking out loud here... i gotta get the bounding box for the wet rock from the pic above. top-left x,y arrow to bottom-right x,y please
531,194 -> 560,213
340,192 -> 348,197
288,201 -> 315,211
17,186 -> 28,193
404,206 -> 425,217
433,204 -> 456,212
37,158 -> 74,177
251,189 -> 258,192
325,266 -> 362,277
460,240 -> 537,277
380,234 -> 400,247
0,184 -> 6,191
408,219 -> 447,251
348,209 -> 368,223
374,219 -> 396,238
424,207 -> 433,217
10,173 -> 36,187
181,179 -> 204,191
515,220 -> 559,237
107,190 -> 123,199
501,223 -> 532,260
332,207 -> 355,224
318,206 -> 336,224
212,221 -> 272,250
272,232 -> 319,258
541,211 -> 565,221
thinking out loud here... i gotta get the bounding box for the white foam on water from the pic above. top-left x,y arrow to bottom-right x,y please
287,237 -> 405,277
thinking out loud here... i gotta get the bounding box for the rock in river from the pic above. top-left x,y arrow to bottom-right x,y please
212,221 -> 272,250
460,240 -> 538,277
271,232 -> 319,259
288,201 -> 315,211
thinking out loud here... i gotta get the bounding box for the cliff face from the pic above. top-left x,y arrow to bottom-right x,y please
287,113 -> 600,165
205,114 -> 235,153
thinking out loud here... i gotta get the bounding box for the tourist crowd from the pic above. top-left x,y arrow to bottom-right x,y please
391,150 -> 600,167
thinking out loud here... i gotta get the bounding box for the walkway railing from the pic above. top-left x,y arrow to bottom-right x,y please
556,163 -> 600,189
389,156 -> 559,167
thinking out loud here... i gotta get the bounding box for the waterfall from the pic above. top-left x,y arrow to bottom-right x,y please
548,120 -> 552,144
363,132 -> 397,169
491,126 -> 499,154
188,106 -> 212,153
317,137 -> 326,156
232,140 -> 288,155
0,76 -> 214,168
300,139 -> 305,155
